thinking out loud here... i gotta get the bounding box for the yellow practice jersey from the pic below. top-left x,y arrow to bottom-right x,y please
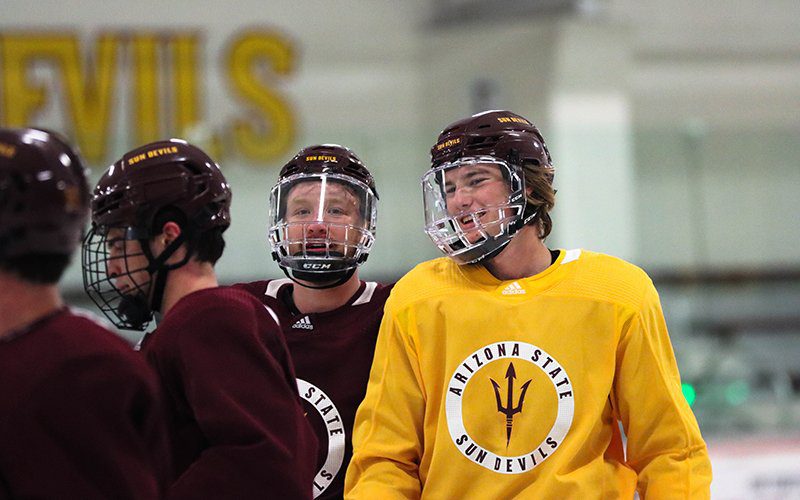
346,249 -> 711,499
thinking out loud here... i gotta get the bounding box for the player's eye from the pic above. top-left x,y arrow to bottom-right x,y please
291,207 -> 311,217
106,238 -> 124,252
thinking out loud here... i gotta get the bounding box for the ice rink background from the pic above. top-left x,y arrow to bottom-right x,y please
3,1 -> 799,496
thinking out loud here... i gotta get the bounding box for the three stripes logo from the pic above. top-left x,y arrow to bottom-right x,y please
501,282 -> 526,295
292,316 -> 314,330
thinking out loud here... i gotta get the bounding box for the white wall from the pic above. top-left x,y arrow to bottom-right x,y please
2,0 -> 799,293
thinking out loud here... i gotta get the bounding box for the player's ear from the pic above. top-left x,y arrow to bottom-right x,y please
160,221 -> 183,246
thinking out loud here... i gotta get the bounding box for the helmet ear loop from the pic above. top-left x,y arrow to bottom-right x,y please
140,232 -> 188,313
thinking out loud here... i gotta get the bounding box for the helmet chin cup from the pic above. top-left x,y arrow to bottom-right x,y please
117,292 -> 154,331
282,265 -> 357,290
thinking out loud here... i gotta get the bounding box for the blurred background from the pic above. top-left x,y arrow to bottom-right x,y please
2,0 -> 799,496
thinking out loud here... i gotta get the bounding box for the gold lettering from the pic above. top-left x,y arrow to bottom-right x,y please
0,33 -> 118,162
0,142 -> 16,158
64,34 -> 119,163
305,155 -> 337,162
0,35 -> 49,129
227,31 -> 295,163
132,34 -> 161,145
127,153 -> 147,165
436,137 -> 461,151
171,34 -> 200,136
144,145 -> 178,158
498,117 -> 530,125
1,29 -> 300,165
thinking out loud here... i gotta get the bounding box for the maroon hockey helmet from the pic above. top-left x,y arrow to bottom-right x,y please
422,110 -> 552,264
90,138 -> 231,236
0,127 -> 89,259
278,144 -> 378,198
430,110 -> 552,171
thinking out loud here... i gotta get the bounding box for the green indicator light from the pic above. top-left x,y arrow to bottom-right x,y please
681,383 -> 696,406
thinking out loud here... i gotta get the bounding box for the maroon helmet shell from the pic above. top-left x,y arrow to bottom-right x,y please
90,139 -> 231,235
0,128 -> 89,258
430,110 -> 552,173
279,144 -> 378,198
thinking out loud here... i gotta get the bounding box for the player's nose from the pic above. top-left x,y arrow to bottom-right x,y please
305,220 -> 328,236
452,187 -> 473,209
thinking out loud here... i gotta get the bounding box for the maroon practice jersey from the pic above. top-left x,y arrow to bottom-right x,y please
0,308 -> 171,499
140,286 -> 317,499
235,278 -> 393,500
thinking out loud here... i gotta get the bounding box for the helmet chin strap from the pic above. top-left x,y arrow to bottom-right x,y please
473,208 -> 538,265
146,233 -> 192,312
117,233 -> 189,330
475,238 -> 513,264
280,266 -> 357,290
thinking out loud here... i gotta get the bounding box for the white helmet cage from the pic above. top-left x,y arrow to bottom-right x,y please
268,172 -> 377,279
421,156 -> 530,265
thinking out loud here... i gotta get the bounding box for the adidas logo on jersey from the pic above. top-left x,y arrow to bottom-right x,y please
292,316 -> 314,330
501,281 -> 526,295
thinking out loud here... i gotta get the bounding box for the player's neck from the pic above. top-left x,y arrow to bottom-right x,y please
159,261 -> 219,317
291,272 -> 361,314
482,225 -> 552,281
0,272 -> 63,339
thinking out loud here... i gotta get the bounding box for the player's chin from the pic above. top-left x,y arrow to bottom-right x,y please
459,228 -> 488,244
293,247 -> 346,258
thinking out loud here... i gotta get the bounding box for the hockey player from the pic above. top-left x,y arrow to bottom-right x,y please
346,111 -> 712,498
0,128 -> 170,498
82,139 -> 317,499
236,144 -> 392,499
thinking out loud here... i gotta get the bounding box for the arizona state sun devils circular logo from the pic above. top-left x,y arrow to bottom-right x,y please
297,379 -> 346,497
445,341 -> 575,474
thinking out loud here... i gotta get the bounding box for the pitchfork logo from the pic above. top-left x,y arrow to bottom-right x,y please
445,341 -> 575,474
490,362 -> 532,448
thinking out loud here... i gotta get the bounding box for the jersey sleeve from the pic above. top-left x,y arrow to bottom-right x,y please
612,281 -> 713,498
165,301 -> 315,499
345,304 -> 426,500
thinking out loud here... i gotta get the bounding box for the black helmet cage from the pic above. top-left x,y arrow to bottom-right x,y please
82,227 -> 159,331
421,156 -> 533,265
268,172 -> 377,283
82,217 -> 199,331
